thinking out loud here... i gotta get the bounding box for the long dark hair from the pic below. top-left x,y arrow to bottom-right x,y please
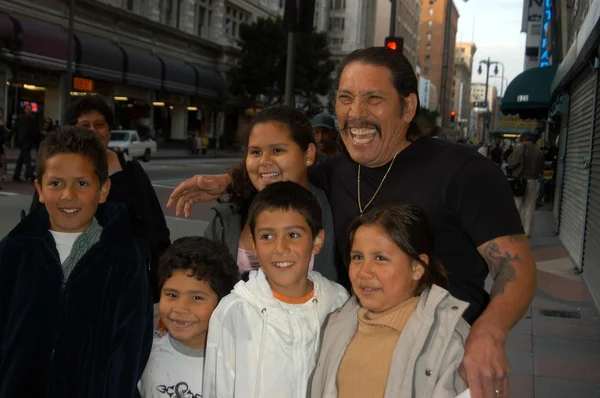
346,203 -> 448,295
224,105 -> 315,220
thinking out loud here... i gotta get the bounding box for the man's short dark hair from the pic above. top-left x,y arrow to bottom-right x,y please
248,181 -> 323,238
65,96 -> 115,129
158,236 -> 240,300
335,47 -> 423,141
36,126 -> 108,185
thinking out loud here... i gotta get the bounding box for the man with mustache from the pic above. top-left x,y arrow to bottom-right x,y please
167,47 -> 535,398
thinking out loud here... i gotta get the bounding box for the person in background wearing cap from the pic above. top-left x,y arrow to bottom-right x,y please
311,113 -> 340,161
167,47 -> 536,398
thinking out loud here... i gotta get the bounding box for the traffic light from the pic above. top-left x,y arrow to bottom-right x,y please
385,37 -> 404,53
450,110 -> 457,122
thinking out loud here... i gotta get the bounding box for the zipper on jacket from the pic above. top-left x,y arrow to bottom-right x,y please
287,310 -> 304,397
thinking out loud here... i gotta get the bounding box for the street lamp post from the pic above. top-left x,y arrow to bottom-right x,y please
477,57 -> 503,142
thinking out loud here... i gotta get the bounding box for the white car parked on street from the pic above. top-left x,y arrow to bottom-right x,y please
108,130 -> 157,162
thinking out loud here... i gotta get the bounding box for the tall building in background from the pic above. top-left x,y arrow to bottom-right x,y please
314,0 -> 377,62
521,0 -> 543,70
315,0 -> 421,66
452,42 -> 477,127
373,0 -> 421,69
470,83 -> 498,111
418,0 -> 459,122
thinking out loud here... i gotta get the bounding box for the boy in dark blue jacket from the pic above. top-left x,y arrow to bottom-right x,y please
0,126 -> 153,398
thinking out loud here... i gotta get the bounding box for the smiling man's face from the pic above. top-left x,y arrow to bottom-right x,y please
336,62 -> 417,168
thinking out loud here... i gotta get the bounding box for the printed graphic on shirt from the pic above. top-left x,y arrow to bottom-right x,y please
157,382 -> 201,398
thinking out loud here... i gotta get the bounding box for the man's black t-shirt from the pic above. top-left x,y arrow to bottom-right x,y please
310,137 -> 524,323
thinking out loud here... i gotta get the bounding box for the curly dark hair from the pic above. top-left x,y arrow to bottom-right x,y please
158,236 -> 240,300
36,126 -> 108,185
346,203 -> 448,296
225,105 -> 315,222
64,95 -> 115,129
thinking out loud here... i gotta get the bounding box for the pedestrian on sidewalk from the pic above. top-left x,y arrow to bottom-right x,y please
11,104 -> 39,182
0,107 -> 10,185
507,132 -> 545,237
311,113 -> 340,163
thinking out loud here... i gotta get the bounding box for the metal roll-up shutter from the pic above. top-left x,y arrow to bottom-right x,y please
583,71 -> 600,306
560,71 -> 595,266
554,114 -> 569,221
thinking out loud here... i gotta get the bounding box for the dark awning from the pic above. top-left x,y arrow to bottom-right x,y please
161,57 -> 197,96
75,34 -> 124,83
191,64 -> 225,100
500,65 -> 558,116
0,13 -> 17,50
122,46 -> 162,90
12,18 -> 72,71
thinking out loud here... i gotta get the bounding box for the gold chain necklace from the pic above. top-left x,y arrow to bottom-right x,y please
357,153 -> 398,215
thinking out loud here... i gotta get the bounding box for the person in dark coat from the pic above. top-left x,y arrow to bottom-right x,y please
11,104 -> 38,182
29,96 -> 171,302
0,127 -> 153,397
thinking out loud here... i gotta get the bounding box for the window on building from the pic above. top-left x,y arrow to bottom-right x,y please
331,0 -> 345,10
328,36 -> 344,48
428,8 -> 433,16
460,47 -> 465,53
328,17 -> 345,30
427,20 -> 432,27
423,67 -> 429,75
279,0 -> 283,8
225,3 -> 250,39
195,0 -> 213,38
160,0 -> 174,25
426,43 -> 431,51
424,55 -> 430,66
126,0 -> 134,11
426,32 -> 432,41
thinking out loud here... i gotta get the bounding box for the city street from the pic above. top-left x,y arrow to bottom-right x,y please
0,156 -> 242,240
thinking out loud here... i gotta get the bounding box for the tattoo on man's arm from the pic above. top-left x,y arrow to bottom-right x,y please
483,237 -> 521,297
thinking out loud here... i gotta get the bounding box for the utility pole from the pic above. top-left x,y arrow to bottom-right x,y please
439,0 -> 453,128
389,0 -> 397,36
63,0 -> 75,124
284,30 -> 296,106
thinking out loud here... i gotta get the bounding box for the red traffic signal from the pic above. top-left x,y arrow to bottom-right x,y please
450,110 -> 457,122
385,37 -> 404,53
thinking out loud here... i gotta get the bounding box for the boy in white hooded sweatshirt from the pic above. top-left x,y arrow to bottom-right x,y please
203,181 -> 349,398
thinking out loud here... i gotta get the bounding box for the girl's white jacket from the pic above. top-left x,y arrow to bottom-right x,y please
202,268 -> 349,398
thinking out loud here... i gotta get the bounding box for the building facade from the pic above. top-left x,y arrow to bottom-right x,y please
452,42 -> 477,131
547,0 -> 600,310
418,76 -> 438,111
0,0 -> 283,148
313,0 -> 376,63
373,0 -> 421,69
470,83 -> 498,140
418,0 -> 459,125
521,0 -> 544,70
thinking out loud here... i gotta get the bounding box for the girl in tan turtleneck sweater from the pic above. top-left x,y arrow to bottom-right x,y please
310,203 -> 471,398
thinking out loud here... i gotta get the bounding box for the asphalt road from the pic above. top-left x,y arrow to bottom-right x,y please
0,156 -> 242,240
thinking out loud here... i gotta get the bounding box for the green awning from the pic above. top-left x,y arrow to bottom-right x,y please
500,65 -> 558,115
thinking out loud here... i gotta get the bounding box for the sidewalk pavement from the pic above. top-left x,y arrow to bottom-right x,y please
2,147 -> 242,163
507,204 -> 600,397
